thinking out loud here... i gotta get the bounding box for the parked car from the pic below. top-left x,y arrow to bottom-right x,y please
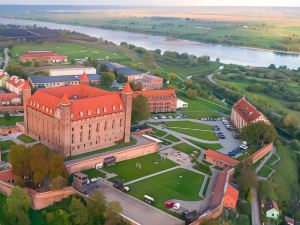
164,200 -> 175,209
168,116 -> 173,119
173,203 -> 181,210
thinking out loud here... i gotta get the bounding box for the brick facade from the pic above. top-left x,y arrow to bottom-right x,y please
24,74 -> 133,157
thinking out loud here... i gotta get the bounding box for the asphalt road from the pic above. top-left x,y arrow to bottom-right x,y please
90,182 -> 184,225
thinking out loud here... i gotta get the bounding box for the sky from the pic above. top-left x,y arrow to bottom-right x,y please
0,0 -> 300,6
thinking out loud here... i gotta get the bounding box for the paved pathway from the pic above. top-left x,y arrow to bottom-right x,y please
3,48 -> 9,71
90,182 -> 184,225
251,187 -> 261,225
124,166 -> 180,185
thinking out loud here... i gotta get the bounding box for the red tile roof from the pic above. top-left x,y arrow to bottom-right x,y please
60,93 -> 70,105
7,76 -> 25,88
135,89 -> 176,97
205,150 -> 239,166
23,81 -> 31,90
209,170 -> 228,209
27,84 -> 125,120
232,98 -> 265,124
0,170 -> 16,182
122,82 -> 133,94
285,216 -> 295,225
20,51 -> 67,58
225,184 -> 239,203
0,93 -> 20,101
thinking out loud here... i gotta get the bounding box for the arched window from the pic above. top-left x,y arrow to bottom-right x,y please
72,134 -> 74,144
96,123 -> 100,132
104,121 -> 107,131
88,130 -> 91,140
120,119 -> 122,127
112,120 -> 115,129
96,135 -> 100,144
80,132 -> 83,142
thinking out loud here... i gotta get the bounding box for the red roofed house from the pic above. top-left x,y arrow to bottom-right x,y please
285,216 -> 295,225
204,150 -> 239,168
20,51 -> 68,63
134,89 -> 177,113
24,74 -> 133,157
223,184 -> 239,209
6,76 -> 28,95
0,93 -> 22,106
231,97 -> 269,129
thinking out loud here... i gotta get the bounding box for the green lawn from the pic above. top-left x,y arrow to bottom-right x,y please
1,152 -> 8,162
82,168 -> 106,179
11,42 -> 130,63
193,162 -> 212,176
203,177 -> 211,196
163,121 -> 213,131
164,134 -> 180,142
0,116 -> 24,126
0,140 -> 16,150
266,154 -> 280,167
173,143 -> 199,155
258,166 -> 273,178
66,137 -> 137,161
128,168 -> 204,210
17,134 -> 36,143
103,153 -> 177,182
168,127 -> 218,141
150,127 -> 167,137
184,138 -> 222,150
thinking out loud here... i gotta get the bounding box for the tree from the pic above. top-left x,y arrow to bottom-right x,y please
100,72 -> 115,88
86,191 -> 107,225
8,145 -> 31,177
48,152 -> 67,179
131,94 -> 150,124
235,160 -> 257,194
116,74 -> 128,84
240,121 -> 277,146
30,145 -> 49,185
167,73 -> 177,83
104,201 -> 130,225
6,63 -> 26,79
268,64 -> 276,69
283,113 -> 298,129
69,197 -> 88,225
4,186 -> 31,225
49,175 -> 67,190
130,81 -> 143,91
186,88 -> 198,99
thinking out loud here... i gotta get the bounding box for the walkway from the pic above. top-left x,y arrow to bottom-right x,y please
251,187 -> 261,225
3,48 -> 9,71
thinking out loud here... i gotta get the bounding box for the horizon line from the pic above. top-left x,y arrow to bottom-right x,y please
0,4 -> 300,7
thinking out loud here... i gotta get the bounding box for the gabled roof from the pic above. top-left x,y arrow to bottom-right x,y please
27,84 -> 125,120
0,93 -> 20,101
80,71 -> 89,82
225,184 -> 239,202
232,97 -> 265,124
204,150 -> 239,166
0,170 -> 16,182
285,216 -> 295,225
23,81 -> 31,90
264,200 -> 280,213
7,76 -> 25,88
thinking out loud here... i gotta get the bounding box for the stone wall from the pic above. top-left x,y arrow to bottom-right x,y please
66,141 -> 158,174
0,180 -> 14,196
248,143 -> 273,164
0,125 -> 21,135
28,187 -> 76,210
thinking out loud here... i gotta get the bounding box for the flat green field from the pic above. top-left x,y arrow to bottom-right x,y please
164,134 -> 180,142
11,42 -> 130,63
258,166 -> 273,178
17,134 -> 36,143
184,138 -> 222,150
168,127 -> 218,141
1,152 -> 8,162
128,168 -> 204,210
173,143 -> 199,155
163,121 -> 213,131
193,162 -> 212,176
0,140 -> 16,150
0,116 -> 24,126
266,154 -> 280,167
82,168 -> 106,179
103,153 -> 177,182
150,127 -> 167,137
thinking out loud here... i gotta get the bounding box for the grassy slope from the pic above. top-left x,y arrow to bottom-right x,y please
163,120 -> 213,130
184,138 -> 222,150
173,143 -> 199,155
103,153 -> 177,182
258,144 -> 300,206
168,127 -> 218,141
17,134 -> 36,143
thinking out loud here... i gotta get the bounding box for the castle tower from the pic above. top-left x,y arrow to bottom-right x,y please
121,83 -> 133,143
22,81 -> 31,134
80,71 -> 89,85
58,93 -> 72,156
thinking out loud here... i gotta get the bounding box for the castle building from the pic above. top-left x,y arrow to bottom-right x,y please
231,97 -> 269,129
23,73 -> 133,157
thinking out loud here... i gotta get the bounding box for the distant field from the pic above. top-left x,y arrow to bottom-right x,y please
11,42 -> 130,63
0,116 -> 24,126
4,11 -> 300,52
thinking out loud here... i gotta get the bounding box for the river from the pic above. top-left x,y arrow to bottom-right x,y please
1,17 -> 300,69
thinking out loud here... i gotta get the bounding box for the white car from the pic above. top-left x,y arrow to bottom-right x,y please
123,186 -> 130,192
173,203 -> 181,210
